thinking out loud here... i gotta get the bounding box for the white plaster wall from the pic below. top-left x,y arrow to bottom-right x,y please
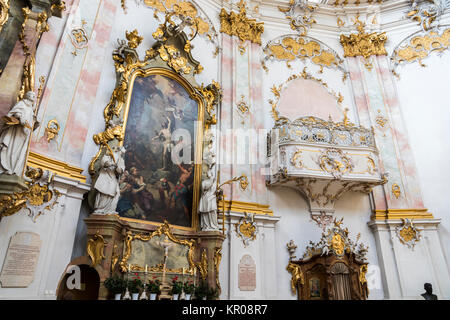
395,51 -> 450,270
219,212 -> 280,300
0,178 -> 89,299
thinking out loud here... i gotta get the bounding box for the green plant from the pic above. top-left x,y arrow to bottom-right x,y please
183,281 -> 195,294
194,281 -> 208,299
147,277 -> 161,294
171,276 -> 183,294
128,274 -> 143,293
104,275 -> 126,294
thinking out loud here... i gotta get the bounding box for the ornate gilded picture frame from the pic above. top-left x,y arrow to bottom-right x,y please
89,23 -> 221,231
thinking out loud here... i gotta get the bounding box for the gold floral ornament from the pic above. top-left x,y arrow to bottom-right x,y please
0,0 -> 10,33
390,28 -> 450,76
119,221 -> 197,273
235,212 -> 257,247
87,231 -> 107,266
0,167 -> 60,222
219,0 -> 264,48
396,218 -> 421,249
339,15 -> 387,69
290,149 -> 304,169
126,29 -> 143,49
262,35 -> 347,75
318,148 -> 354,179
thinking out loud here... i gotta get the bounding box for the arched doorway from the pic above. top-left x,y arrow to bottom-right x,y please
56,264 -> 100,300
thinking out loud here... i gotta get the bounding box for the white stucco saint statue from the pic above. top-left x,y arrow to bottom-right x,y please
0,91 -> 37,176
199,132 -> 219,231
93,146 -> 126,214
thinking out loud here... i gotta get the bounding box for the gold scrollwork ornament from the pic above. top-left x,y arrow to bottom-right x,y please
196,249 -> 208,280
87,231 -> 107,266
235,212 -> 256,247
219,0 -> 264,45
214,247 -> 222,294
391,183 -> 401,199
45,119 -> 60,142
396,218 -> 421,249
119,221 -> 197,274
0,167 -> 60,222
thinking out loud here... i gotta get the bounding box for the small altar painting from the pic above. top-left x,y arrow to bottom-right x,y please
309,278 -> 321,298
117,74 -> 199,227
0,232 -> 41,288
127,235 -> 190,271
238,254 -> 256,291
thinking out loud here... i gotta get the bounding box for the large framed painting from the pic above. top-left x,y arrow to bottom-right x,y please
116,69 -> 203,229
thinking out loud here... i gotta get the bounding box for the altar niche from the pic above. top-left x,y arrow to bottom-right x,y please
117,71 -> 201,228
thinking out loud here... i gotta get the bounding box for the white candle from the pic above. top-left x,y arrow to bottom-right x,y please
128,264 -> 131,272
145,265 -> 148,273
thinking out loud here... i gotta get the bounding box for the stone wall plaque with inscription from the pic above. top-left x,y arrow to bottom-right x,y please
0,232 -> 41,288
238,254 -> 256,291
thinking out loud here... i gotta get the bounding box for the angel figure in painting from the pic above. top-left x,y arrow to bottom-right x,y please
93,146 -> 126,215
199,131 -> 219,231
0,91 -> 38,176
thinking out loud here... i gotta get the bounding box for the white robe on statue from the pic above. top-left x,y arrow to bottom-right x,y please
93,149 -> 125,214
0,96 -> 35,176
199,170 -> 219,231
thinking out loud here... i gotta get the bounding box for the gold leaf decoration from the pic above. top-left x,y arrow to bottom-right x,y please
391,28 -> 450,75
87,231 -> 107,267
339,17 -> 387,60
219,0 -> 264,45
262,35 -> 346,75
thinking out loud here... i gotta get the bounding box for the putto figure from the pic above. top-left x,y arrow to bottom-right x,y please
0,91 -> 38,176
93,146 -> 126,215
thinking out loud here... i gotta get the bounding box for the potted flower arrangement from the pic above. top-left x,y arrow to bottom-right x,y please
147,277 -> 161,300
195,281 -> 208,300
128,274 -> 143,300
183,281 -> 195,300
170,276 -> 183,300
104,275 -> 127,300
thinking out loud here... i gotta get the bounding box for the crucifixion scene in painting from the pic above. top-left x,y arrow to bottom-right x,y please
117,75 -> 198,227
